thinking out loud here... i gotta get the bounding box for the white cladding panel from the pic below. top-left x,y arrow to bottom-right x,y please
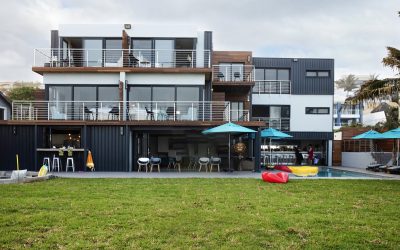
126,74 -> 205,85
43,73 -> 120,85
252,94 -> 333,132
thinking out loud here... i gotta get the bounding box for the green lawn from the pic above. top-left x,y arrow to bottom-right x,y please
1,179 -> 400,249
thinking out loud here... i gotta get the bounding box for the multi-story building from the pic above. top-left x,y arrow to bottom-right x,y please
0,24 -> 334,171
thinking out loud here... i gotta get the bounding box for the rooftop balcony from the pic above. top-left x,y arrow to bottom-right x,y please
212,65 -> 255,84
33,48 -> 211,69
11,101 -> 245,122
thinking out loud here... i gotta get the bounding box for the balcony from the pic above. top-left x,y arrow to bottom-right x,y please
11,101 -> 232,122
33,48 -> 211,69
252,80 -> 291,94
253,117 -> 290,131
212,65 -> 255,83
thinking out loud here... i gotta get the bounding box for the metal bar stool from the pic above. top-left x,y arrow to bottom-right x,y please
43,157 -> 51,171
66,157 -> 75,172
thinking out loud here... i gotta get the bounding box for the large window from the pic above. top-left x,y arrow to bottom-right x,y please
83,39 -> 103,67
252,105 -> 290,131
306,70 -> 330,77
132,39 -> 152,63
253,68 -> 290,94
155,40 -> 174,67
231,102 -> 244,121
305,107 -> 330,114
105,39 -> 122,65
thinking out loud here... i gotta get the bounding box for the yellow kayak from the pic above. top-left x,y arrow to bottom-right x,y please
288,166 -> 319,177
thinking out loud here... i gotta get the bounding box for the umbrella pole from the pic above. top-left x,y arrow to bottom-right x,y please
228,133 -> 231,172
269,138 -> 272,168
397,139 -> 399,167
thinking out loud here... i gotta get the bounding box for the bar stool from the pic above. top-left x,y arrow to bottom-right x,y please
43,157 -> 51,171
52,156 -> 61,172
66,157 -> 75,172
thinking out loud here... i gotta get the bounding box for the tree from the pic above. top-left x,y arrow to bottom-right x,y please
7,86 -> 37,101
346,12 -> 400,129
335,74 -> 359,96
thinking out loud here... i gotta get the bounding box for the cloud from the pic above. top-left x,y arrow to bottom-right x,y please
0,0 -> 398,82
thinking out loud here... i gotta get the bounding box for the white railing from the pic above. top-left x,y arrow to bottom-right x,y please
230,109 -> 249,121
252,80 -> 291,94
34,48 -> 211,68
212,65 -> 255,82
12,101 -> 230,122
253,117 -> 290,131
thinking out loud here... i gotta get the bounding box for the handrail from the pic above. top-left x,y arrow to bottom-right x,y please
252,80 -> 291,94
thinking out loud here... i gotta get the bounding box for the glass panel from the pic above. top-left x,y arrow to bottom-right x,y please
132,40 -> 152,65
155,40 -> 174,67
98,86 -> 119,109
105,39 -> 122,65
177,87 -> 199,102
318,71 -> 329,77
270,106 -> 281,118
281,106 -> 290,118
255,69 -> 264,80
265,69 -> 277,80
177,87 -> 199,120
74,87 -> 97,119
129,86 -> 151,101
252,105 -> 269,118
83,39 -> 103,67
153,86 -> 175,118
62,40 -> 68,60
49,86 -> 72,119
306,71 -> 317,77
277,69 -> 289,80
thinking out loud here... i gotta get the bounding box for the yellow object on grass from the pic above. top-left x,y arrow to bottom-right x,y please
288,166 -> 319,177
38,165 -> 48,177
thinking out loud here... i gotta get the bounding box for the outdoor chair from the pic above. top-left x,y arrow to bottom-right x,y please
166,107 -> 175,120
209,157 -> 221,172
137,157 -> 150,172
181,107 -> 198,121
233,72 -> 241,81
217,72 -> 224,81
108,106 -> 120,120
145,107 -> 154,120
167,157 -> 176,169
84,106 -> 94,120
198,157 -> 210,172
150,157 -> 161,172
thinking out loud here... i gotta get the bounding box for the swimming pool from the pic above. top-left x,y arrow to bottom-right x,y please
306,167 -> 385,178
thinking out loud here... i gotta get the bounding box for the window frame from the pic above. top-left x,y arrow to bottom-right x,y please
305,107 -> 330,115
306,70 -> 330,78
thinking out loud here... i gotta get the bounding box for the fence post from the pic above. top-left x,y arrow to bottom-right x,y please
191,102 -> 194,121
82,102 -> 85,121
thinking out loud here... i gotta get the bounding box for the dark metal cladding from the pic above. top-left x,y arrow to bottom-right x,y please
86,126 -> 130,171
0,125 -> 36,171
253,57 -> 334,95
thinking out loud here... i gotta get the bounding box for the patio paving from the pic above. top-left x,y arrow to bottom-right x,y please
51,167 -> 400,180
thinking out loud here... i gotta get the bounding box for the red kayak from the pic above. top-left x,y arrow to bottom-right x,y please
261,172 -> 289,183
274,165 -> 292,173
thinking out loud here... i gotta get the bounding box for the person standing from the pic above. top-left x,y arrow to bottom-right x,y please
307,144 -> 314,165
294,147 -> 303,165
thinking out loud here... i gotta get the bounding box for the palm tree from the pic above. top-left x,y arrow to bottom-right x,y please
335,74 -> 359,96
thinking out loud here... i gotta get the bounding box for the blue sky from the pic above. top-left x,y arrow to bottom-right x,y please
0,0 -> 398,82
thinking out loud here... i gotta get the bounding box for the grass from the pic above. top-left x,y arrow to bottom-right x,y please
1,178 -> 400,249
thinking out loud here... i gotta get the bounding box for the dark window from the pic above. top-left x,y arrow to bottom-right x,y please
177,87 -> 200,102
0,108 -> 4,120
306,107 -> 330,114
129,86 -> 151,102
306,70 -> 330,77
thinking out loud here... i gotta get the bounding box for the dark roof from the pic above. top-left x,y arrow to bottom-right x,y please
0,91 -> 11,108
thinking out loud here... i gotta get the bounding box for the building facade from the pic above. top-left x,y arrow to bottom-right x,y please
0,24 -> 334,171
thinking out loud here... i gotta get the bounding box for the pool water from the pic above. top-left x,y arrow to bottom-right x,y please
313,167 -> 383,178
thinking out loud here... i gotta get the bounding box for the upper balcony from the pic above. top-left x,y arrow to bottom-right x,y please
252,80 -> 291,95
33,48 -> 211,74
212,65 -> 255,86
11,100 -> 250,123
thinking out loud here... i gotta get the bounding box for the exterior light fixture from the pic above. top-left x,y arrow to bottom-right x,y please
120,126 -> 124,136
124,24 -> 131,29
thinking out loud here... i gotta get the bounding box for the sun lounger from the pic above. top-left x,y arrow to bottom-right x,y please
386,166 -> 400,174
366,163 -> 383,171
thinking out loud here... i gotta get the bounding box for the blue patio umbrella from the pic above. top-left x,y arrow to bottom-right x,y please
202,122 -> 256,171
260,128 -> 292,166
352,130 -> 382,139
380,128 -> 400,166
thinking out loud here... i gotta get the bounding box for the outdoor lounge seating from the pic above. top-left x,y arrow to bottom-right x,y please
50,106 -> 67,120
108,106 -> 120,120
145,107 -> 154,120
198,157 -> 209,172
149,157 -> 161,172
181,107 -> 198,121
209,157 -> 221,172
137,157 -> 150,172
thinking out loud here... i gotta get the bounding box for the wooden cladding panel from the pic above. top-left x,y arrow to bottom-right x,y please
212,51 -> 253,65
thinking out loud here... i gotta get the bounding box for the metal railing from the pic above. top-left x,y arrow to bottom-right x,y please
212,65 -> 255,82
230,109 -> 249,121
252,80 -> 291,94
34,48 -> 211,68
253,117 -> 290,131
12,101 -> 230,122
334,108 -> 361,115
